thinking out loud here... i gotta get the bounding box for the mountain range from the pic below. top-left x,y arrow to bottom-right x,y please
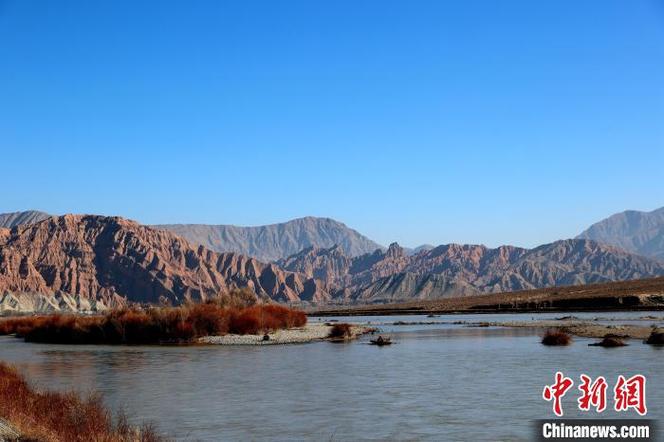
1,207 -> 663,311
277,240 -> 664,302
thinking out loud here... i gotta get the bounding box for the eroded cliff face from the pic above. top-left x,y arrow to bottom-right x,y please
0,215 -> 329,312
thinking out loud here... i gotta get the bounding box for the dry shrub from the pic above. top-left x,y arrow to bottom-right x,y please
217,287 -> 258,308
0,303 -> 308,345
187,302 -> 230,336
541,329 -> 572,346
0,316 -> 49,335
328,323 -> 352,339
0,362 -> 165,441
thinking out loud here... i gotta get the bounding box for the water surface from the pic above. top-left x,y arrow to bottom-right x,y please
1,311 -> 661,441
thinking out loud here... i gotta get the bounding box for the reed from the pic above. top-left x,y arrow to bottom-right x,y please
0,303 -> 307,345
0,362 -> 164,441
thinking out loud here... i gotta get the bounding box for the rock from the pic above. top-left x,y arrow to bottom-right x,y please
589,335 -> 627,347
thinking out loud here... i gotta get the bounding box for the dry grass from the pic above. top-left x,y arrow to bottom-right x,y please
0,362 -> 164,441
0,303 -> 307,345
328,323 -> 352,339
541,329 -> 572,346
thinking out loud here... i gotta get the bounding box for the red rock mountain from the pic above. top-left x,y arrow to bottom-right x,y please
0,215 -> 329,311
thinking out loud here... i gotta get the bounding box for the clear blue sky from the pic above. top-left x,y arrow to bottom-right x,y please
1,0 -> 663,248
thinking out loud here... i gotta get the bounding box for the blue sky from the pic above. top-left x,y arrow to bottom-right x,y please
1,0 -> 663,248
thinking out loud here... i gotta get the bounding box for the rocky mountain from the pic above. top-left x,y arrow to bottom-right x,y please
0,215 -> 329,312
0,211 -> 51,229
154,216 -> 383,262
277,239 -> 664,302
577,207 -> 664,261
5,209 -> 664,307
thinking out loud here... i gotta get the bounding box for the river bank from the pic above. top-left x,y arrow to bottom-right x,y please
199,323 -> 371,345
475,318 -> 662,340
309,277 -> 664,316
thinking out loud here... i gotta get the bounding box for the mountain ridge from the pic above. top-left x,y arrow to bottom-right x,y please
0,210 -> 51,229
154,216 -> 384,261
4,209 -> 664,307
0,211 -> 385,262
278,239 -> 664,302
577,206 -> 664,261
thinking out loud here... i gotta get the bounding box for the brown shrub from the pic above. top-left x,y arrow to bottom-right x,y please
0,303 -> 308,345
541,329 -> 572,346
187,302 -> 230,336
228,307 -> 261,335
328,323 -> 352,339
0,316 -> 49,335
0,362 -> 165,441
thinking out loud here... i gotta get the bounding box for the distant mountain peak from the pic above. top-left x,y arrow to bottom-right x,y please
386,242 -> 405,258
0,210 -> 52,229
577,206 -> 664,261
154,216 -> 384,262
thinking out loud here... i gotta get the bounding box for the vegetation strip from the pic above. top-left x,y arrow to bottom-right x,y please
0,303 -> 307,345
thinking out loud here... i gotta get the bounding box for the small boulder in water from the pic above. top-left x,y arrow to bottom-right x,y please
645,330 -> 664,346
589,335 -> 627,347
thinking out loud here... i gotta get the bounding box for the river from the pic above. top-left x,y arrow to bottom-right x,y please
1,311 -> 662,441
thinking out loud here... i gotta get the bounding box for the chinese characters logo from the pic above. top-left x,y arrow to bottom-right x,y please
542,372 -> 646,417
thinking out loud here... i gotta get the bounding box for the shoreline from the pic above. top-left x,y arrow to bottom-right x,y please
308,277 -> 664,317
477,319 -> 662,340
199,323 -> 371,345
309,305 -> 664,317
